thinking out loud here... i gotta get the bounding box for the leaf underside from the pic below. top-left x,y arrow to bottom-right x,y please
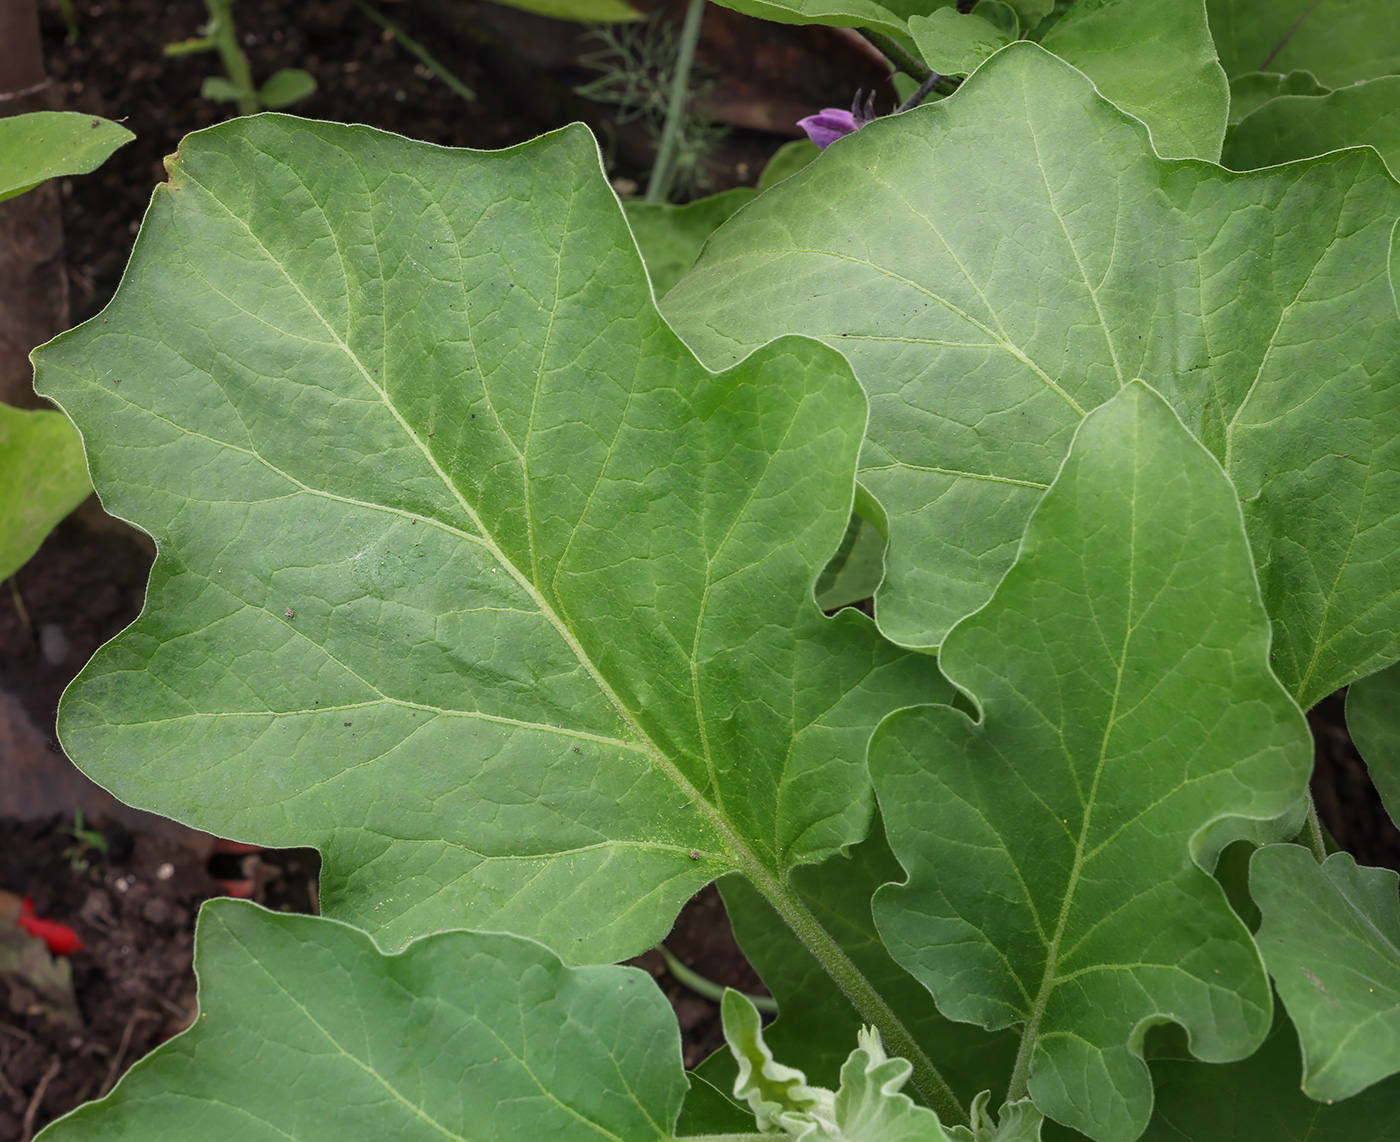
34,117 -> 944,962
663,43 -> 1400,710
871,384 -> 1311,1141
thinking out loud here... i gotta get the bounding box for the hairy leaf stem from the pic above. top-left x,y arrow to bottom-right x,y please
747,865 -> 970,1127
1299,793 -> 1328,863
859,29 -> 933,81
645,0 -> 706,203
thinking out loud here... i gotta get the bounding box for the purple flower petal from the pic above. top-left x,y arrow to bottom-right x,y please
798,108 -> 860,150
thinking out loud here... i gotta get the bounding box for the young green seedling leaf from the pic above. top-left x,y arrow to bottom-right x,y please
870,383 -> 1312,1141
1225,77 -> 1400,178
0,403 -> 91,582
37,900 -> 686,1141
1205,0 -> 1400,87
1140,1012 -> 1400,1141
1251,845 -> 1400,1102
723,990 -> 974,1140
664,44 -> 1400,709
0,111 -> 133,204
31,120 -> 954,1117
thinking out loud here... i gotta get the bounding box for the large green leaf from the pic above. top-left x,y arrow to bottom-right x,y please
33,117 -> 945,964
702,0 -> 954,43
623,188 -> 756,297
1344,662 -> 1400,827
1037,0 -> 1227,161
1141,1013 -> 1400,1142
38,899 -> 686,1140
714,819 -> 1017,1106
0,111 -> 133,204
1205,0 -> 1400,87
1251,845 -> 1400,1102
662,43 -> 1400,708
0,403 -> 91,582
870,384 -> 1313,1141
913,0 -> 1227,161
1225,77 -> 1400,177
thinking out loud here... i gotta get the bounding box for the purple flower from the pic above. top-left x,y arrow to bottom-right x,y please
798,108 -> 860,150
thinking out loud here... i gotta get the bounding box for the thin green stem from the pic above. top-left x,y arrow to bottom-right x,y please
1298,793 -> 1328,863
203,0 -> 259,116
859,29 -> 932,81
750,868 -> 969,1127
645,0 -> 706,203
674,1135 -> 767,1141
349,0 -> 477,102
657,943 -> 777,1012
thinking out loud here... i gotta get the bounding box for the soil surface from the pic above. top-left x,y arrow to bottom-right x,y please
2,0 -> 1398,1138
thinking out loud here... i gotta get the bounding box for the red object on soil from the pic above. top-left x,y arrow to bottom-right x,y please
17,896 -> 85,955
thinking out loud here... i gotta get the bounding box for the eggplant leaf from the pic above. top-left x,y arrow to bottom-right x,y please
1225,77 -> 1400,178
722,990 -> 970,1141
0,403 -> 90,582
870,384 -> 1312,1141
623,188 -> 756,297
1226,70 -> 1329,125
1141,1012 -> 1400,1141
912,0 -> 1227,161
1344,663 -> 1400,828
32,117 -> 946,965
663,44 -> 1400,709
37,900 -> 686,1140
1251,845 -> 1400,1102
1036,0 -> 1227,161
714,822 -> 1017,1104
1205,0 -> 1400,88
0,111 -> 133,204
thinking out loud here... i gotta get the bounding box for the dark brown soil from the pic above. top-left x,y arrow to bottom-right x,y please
0,815 -> 213,1142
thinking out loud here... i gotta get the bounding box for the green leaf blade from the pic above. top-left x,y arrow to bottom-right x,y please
1038,0 -> 1228,161
1252,845 -> 1400,1103
624,187 -> 756,297
0,111 -> 133,203
1345,662 -> 1400,827
663,43 -> 1400,708
1206,0 -> 1400,88
34,116 -> 942,962
1225,76 -> 1400,178
870,383 -> 1312,1141
0,404 -> 90,582
38,900 -> 687,1141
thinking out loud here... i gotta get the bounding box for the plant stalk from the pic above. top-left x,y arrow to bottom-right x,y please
1299,793 -> 1328,863
204,0 -> 259,116
349,0 -> 477,102
859,29 -> 932,82
644,0 -> 706,203
753,868 -> 969,1127
657,943 -> 777,1012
